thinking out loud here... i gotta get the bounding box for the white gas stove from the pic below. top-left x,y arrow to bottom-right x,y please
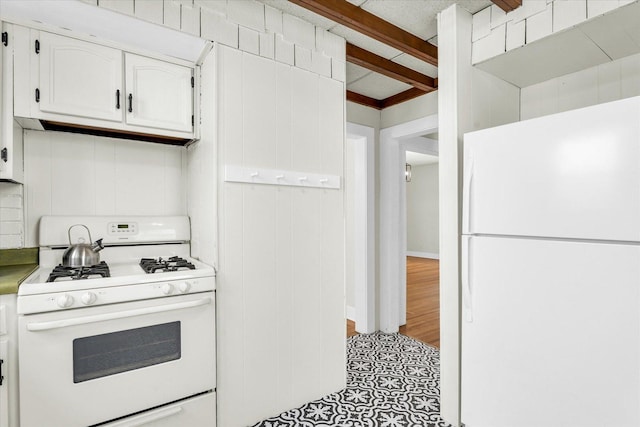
18,216 -> 217,427
18,215 -> 216,314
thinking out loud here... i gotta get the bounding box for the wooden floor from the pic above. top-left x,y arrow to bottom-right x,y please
347,257 -> 440,348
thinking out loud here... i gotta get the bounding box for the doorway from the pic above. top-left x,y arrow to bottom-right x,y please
379,114 -> 439,333
401,150 -> 440,346
346,122 -> 375,334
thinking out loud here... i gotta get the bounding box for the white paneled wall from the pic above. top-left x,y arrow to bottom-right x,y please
213,45 -> 345,427
521,52 -> 640,119
23,130 -> 187,246
0,183 -> 24,249
472,0 -> 635,64
92,0 -> 346,83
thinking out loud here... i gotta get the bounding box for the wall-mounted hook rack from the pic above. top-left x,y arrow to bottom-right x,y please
224,166 -> 341,189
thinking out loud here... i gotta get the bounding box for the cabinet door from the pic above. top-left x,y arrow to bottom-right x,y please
39,32 -> 122,122
124,53 -> 192,133
0,24 -> 23,184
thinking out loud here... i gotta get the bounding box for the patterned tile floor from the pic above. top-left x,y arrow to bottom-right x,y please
253,332 -> 452,427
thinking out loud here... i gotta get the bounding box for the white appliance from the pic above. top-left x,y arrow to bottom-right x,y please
18,216 -> 216,427
461,96 -> 640,427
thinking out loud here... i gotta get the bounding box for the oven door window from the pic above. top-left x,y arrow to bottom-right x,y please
73,321 -> 181,383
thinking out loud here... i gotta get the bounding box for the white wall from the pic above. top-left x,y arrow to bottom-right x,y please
406,163 -> 439,256
471,0 -> 636,65
0,183 -> 23,248
23,130 -> 186,246
345,136 -> 356,315
521,51 -> 640,119
438,5 -> 521,425
211,45 -> 346,427
381,91 -> 438,128
346,103 -> 380,329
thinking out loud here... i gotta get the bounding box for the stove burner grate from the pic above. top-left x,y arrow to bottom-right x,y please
47,261 -> 111,282
139,256 -> 196,273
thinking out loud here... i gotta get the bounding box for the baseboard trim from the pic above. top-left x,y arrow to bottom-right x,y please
346,305 -> 356,322
406,251 -> 439,259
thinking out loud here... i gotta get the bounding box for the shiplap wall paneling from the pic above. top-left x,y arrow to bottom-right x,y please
216,45 -> 345,427
134,0 -> 163,25
241,52 -> 279,420
216,46 -> 244,426
521,52 -> 640,119
23,130 -> 186,246
318,75 -> 346,397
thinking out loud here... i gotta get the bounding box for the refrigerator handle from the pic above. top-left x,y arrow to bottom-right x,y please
462,158 -> 474,234
462,235 -> 473,322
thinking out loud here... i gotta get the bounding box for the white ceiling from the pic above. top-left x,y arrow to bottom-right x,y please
256,0 -> 493,101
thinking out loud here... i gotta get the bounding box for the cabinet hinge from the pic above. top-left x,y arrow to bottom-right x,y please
35,88 -> 40,103
1,148 -> 7,163
191,76 -> 194,88
1,32 -> 7,47
192,115 -> 194,126
35,39 -> 40,54
0,359 -> 4,386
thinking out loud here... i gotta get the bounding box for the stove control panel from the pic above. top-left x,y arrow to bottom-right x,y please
108,222 -> 139,237
17,276 -> 216,314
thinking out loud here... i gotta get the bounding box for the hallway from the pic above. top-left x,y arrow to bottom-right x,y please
347,257 -> 440,347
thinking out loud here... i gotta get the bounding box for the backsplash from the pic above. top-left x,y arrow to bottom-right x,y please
0,182 -> 24,249
23,130 -> 187,247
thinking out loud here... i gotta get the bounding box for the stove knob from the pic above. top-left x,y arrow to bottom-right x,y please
81,292 -> 97,305
178,282 -> 191,293
56,294 -> 74,308
161,283 -> 174,295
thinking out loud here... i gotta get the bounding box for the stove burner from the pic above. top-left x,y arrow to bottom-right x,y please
47,262 -> 111,282
140,256 -> 196,273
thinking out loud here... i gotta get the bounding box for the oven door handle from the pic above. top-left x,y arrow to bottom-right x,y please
26,297 -> 213,332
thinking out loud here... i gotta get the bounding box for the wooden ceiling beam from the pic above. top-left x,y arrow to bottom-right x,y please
346,90 -> 383,110
381,88 -> 428,109
346,43 -> 436,92
490,0 -> 522,13
347,87 -> 432,110
288,0 -> 438,66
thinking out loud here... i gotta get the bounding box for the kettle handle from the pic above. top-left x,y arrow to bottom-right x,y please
68,224 -> 92,245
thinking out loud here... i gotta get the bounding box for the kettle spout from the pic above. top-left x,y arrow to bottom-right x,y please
92,238 -> 105,252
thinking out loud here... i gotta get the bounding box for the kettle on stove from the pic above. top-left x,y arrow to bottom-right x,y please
62,224 -> 104,268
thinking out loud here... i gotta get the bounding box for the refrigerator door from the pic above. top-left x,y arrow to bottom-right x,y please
463,96 -> 640,241
462,236 -> 640,427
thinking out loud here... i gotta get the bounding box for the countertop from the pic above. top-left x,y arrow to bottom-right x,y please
0,248 -> 38,295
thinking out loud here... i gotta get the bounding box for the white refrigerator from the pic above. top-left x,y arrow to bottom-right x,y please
461,96 -> 640,427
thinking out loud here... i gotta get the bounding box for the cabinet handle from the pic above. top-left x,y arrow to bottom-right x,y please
128,93 -> 133,113
116,90 -> 120,109
2,32 -> 7,47
0,359 -> 4,386
1,148 -> 7,163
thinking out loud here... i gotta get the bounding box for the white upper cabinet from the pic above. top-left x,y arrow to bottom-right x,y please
124,53 -> 192,133
12,27 -> 198,144
0,23 -> 24,184
39,32 -> 122,122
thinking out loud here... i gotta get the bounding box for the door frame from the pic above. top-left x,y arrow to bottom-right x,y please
346,122 -> 376,334
379,114 -> 438,332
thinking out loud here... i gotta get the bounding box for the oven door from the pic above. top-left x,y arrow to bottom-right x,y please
18,292 -> 215,427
